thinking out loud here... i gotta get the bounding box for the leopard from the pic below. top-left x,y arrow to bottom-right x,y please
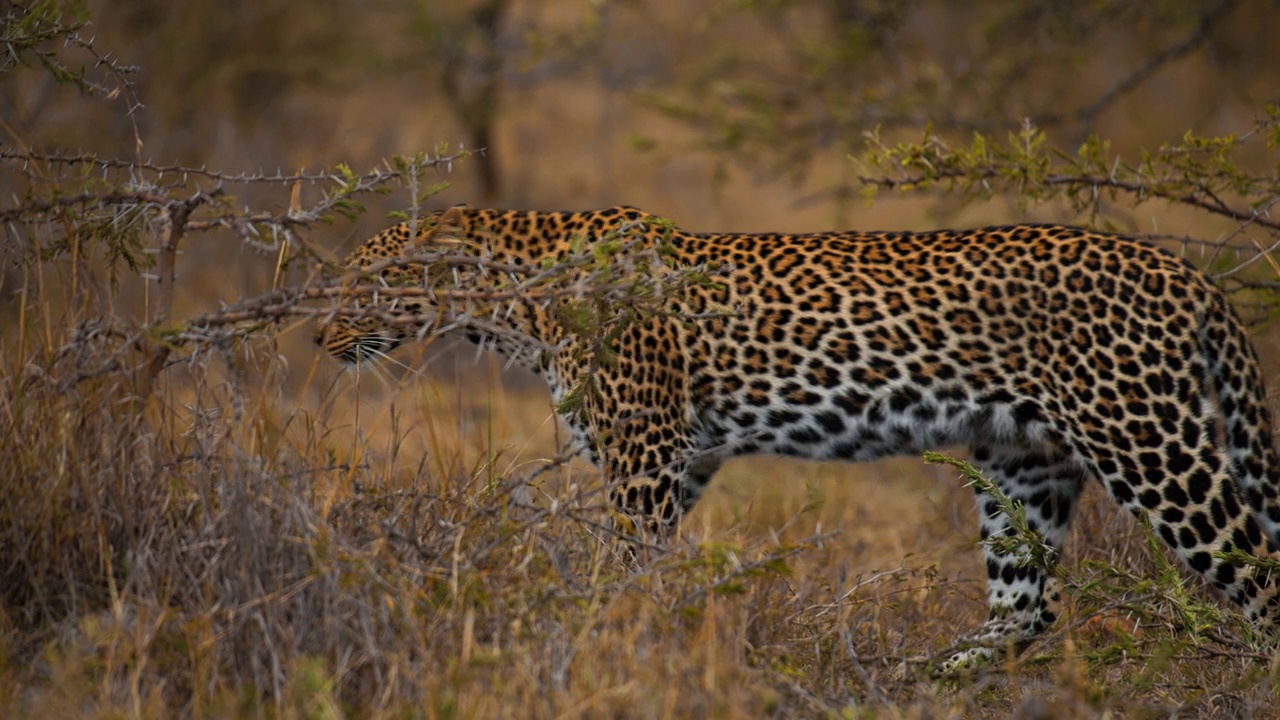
316,204 -> 1280,667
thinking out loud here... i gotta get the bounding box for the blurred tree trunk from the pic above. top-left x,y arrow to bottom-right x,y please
440,0 -> 508,202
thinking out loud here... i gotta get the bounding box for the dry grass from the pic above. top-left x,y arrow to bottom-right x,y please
3,270 -> 1280,719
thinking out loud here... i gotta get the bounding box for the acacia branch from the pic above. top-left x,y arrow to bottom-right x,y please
860,170 -> 1280,233
0,150 -> 465,186
0,189 -> 173,222
155,200 -> 193,323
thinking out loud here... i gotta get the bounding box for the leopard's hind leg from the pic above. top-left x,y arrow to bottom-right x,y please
942,442 -> 1086,671
1085,346 -> 1280,637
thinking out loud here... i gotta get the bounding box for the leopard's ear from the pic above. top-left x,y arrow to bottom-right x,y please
419,205 -> 469,246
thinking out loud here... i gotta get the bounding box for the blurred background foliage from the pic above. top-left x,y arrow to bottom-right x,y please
11,0 -> 1279,220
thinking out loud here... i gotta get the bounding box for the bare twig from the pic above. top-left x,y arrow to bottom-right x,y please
1074,0 -> 1241,137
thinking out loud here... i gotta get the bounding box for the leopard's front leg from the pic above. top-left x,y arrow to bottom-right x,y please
608,469 -> 684,541
603,427 -> 720,547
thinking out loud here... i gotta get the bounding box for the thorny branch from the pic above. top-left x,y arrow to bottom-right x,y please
42,227 -> 732,408
0,150 -> 472,230
185,240 -> 729,333
2,148 -> 471,400
1,150 -> 381,185
855,112 -> 1280,295
2,2 -> 146,148
863,169 -> 1280,234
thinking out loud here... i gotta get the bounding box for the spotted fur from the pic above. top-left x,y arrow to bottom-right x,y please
317,205 -> 1280,662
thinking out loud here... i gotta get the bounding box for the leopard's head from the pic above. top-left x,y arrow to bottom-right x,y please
315,206 -> 471,366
